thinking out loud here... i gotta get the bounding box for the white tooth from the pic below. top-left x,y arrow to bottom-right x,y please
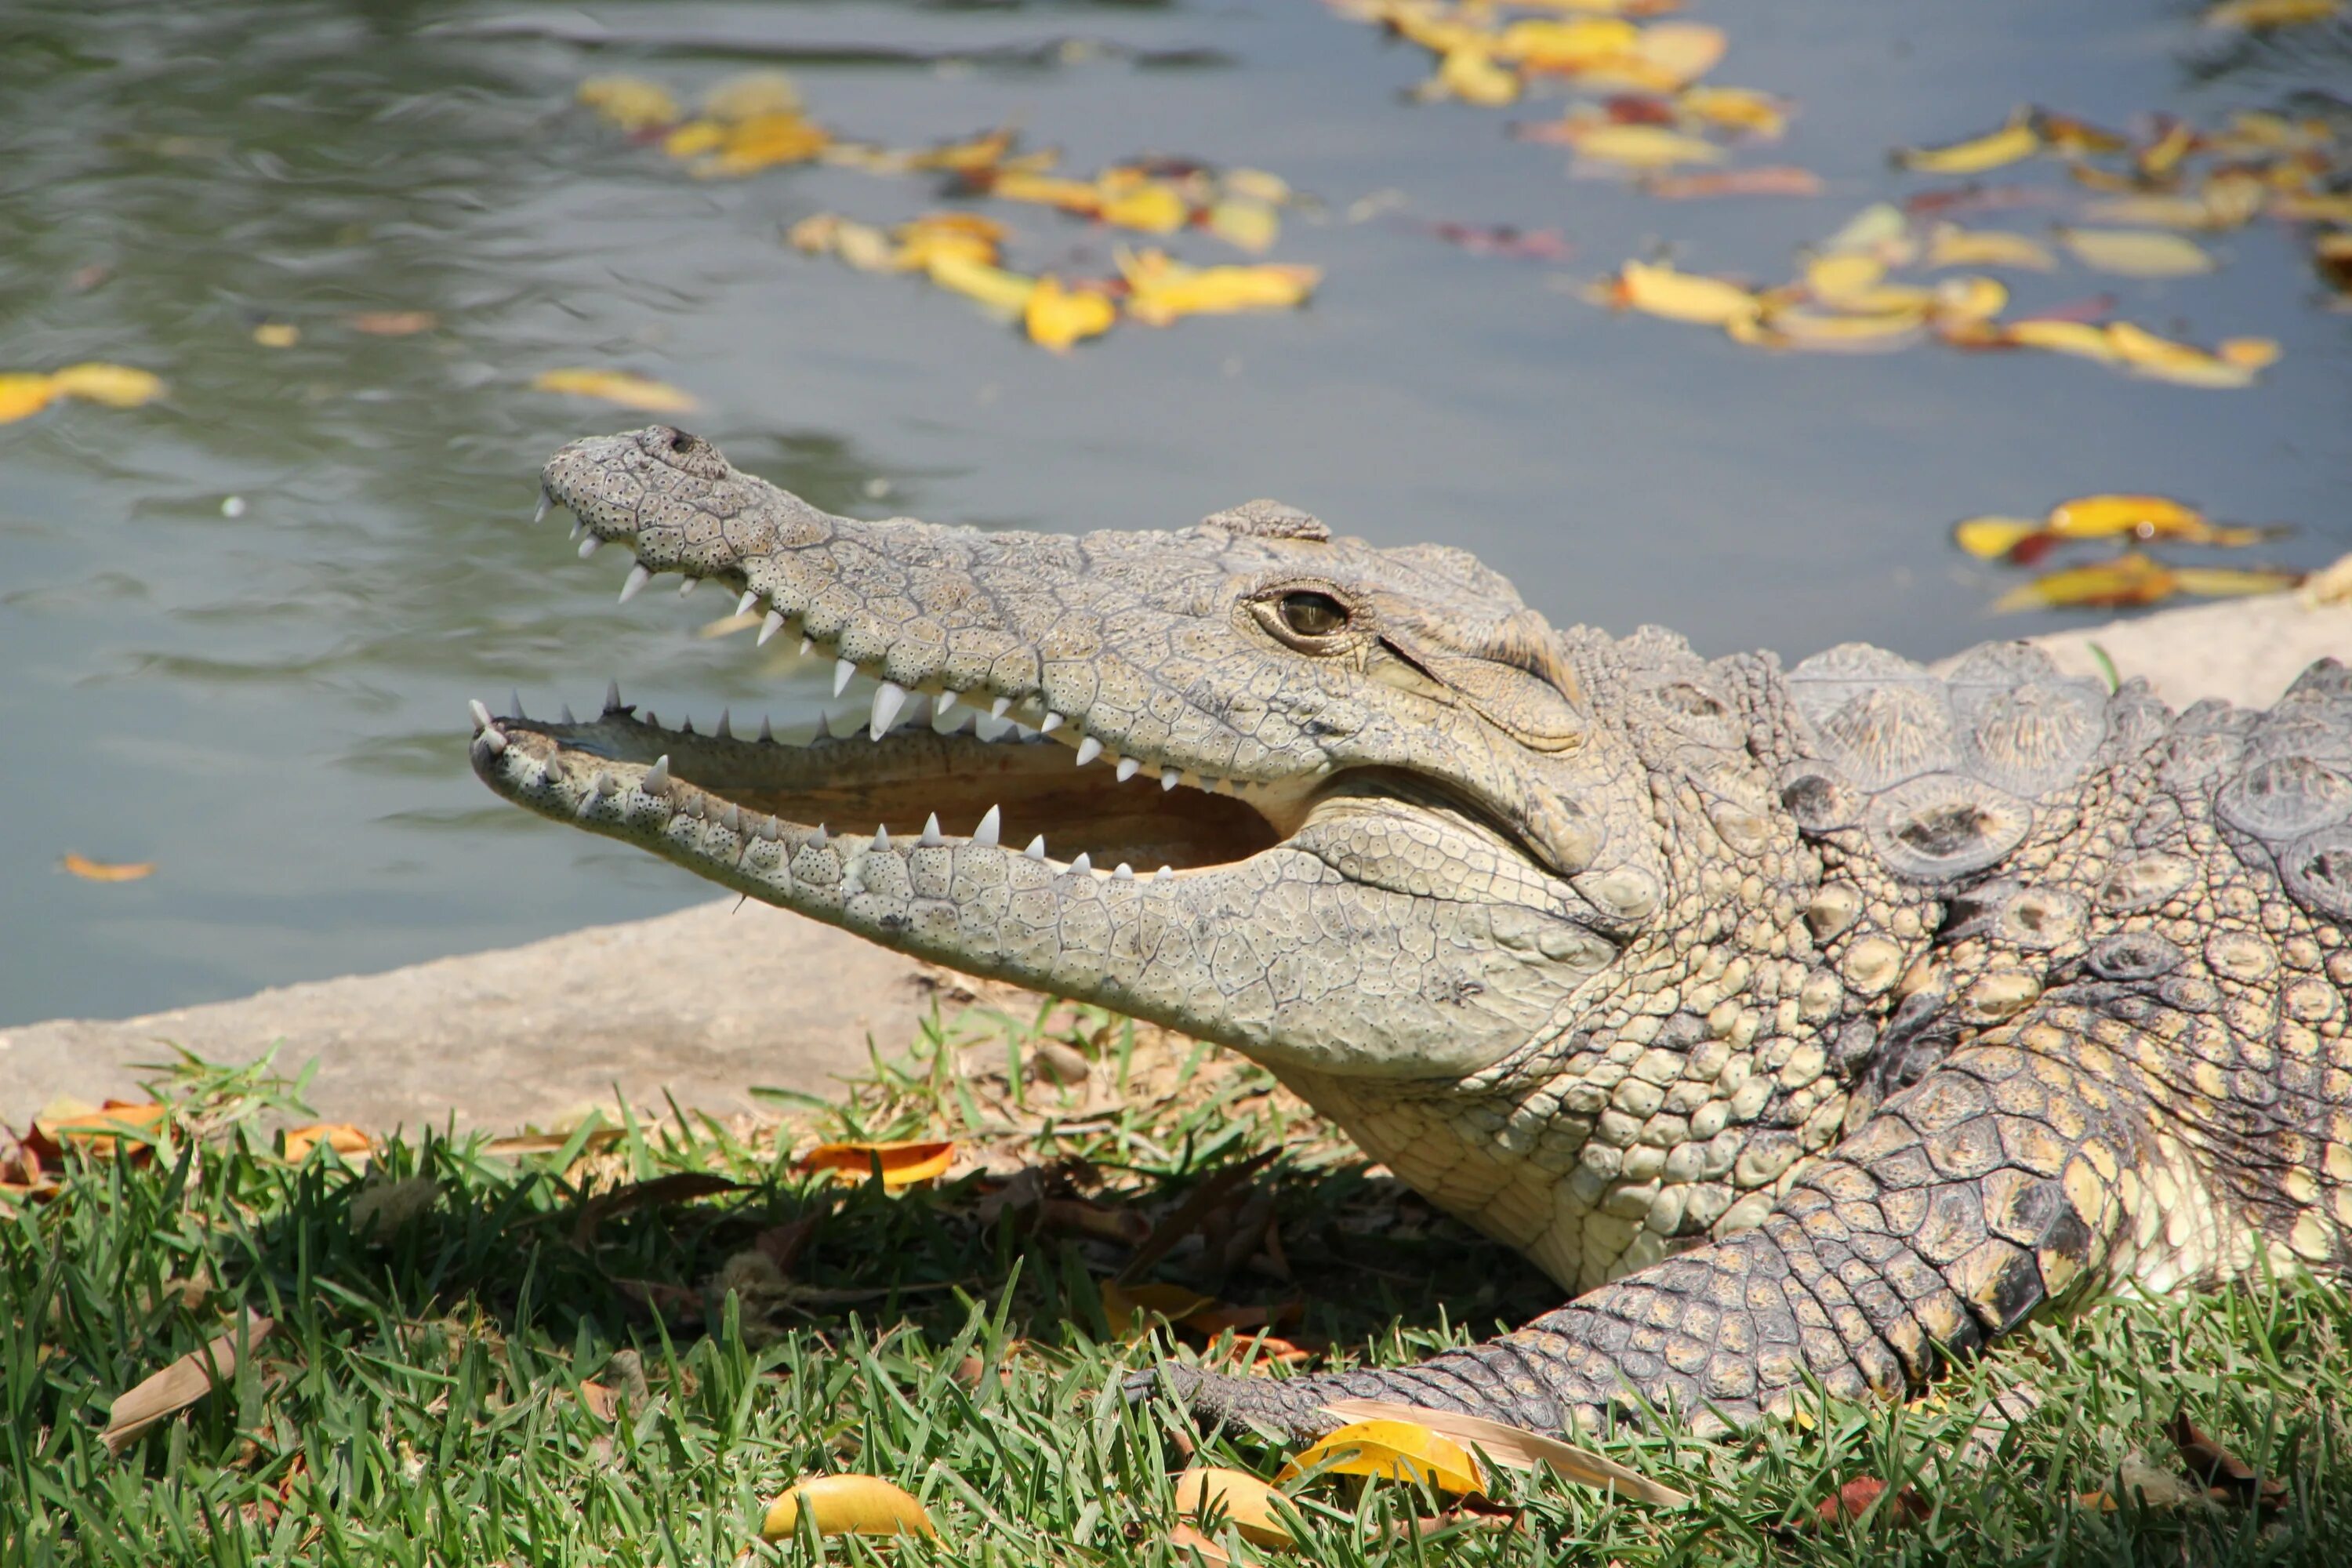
920,813 -> 943,847
757,716 -> 775,742
1161,768 -> 1181,791
619,564 -> 652,602
1024,835 -> 1046,860
1039,712 -> 1064,733
833,659 -> 857,698
798,636 -> 814,657
758,817 -> 782,841
508,691 -> 527,721
1115,757 -> 1140,782
604,681 -> 624,715
533,490 -> 552,524
759,610 -> 786,645
1074,736 -> 1103,767
560,704 -> 577,724
974,805 -> 1001,846
720,801 -> 741,832
873,824 -> 891,851
715,709 -> 733,739
1069,852 -> 1092,874
569,519 -> 584,541
735,590 -> 760,617
642,755 -> 671,794
468,699 -> 494,733
813,823 -> 829,844
870,681 -> 908,739
479,728 -> 506,755
1155,866 -> 1173,881
579,535 -> 601,559
678,576 -> 699,597
593,771 -> 619,797
990,696 -> 1012,720
1113,863 -> 1133,880
935,690 -> 956,717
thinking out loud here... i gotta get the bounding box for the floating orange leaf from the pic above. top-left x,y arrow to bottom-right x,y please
1175,1468 -> 1298,1548
50,362 -> 166,408
1098,180 -> 1192,234
1598,259 -> 1759,325
2202,0 -> 2339,24
531,368 -> 699,413
1279,1419 -> 1486,1494
1025,277 -> 1117,351
2057,227 -> 2216,278
1897,115 -> 2039,175
797,1138 -> 956,1187
0,373 -> 55,423
761,1475 -> 936,1540
1676,85 -> 1787,138
60,851 -> 155,883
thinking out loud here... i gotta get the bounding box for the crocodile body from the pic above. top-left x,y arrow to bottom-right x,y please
477,425 -> 2352,1436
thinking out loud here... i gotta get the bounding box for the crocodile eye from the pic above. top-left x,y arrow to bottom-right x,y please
1276,591 -> 1349,638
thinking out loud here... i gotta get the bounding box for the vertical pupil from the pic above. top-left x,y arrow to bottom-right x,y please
1281,593 -> 1345,635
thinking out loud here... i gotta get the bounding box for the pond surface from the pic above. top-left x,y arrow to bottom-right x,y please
2,0 -> 2346,1025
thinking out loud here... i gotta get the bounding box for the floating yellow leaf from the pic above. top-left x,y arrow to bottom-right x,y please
531,368 -> 699,414
788,213 -> 897,273
1817,202 -> 1914,261
1896,115 -> 2039,175
1279,1419 -> 1484,1494
762,1475 -> 936,1540
895,212 -> 1007,271
1953,516 -> 2045,560
1435,46 -> 1522,105
660,120 -> 727,158
1804,251 -> 1886,303
1224,168 -> 1293,205
50,362 -> 166,408
1677,85 -> 1787,138
695,111 -> 831,176
2275,193 -> 2352,224
1098,180 -> 1191,234
2038,113 -> 2129,157
2172,564 -> 2303,597
797,1138 -> 957,1187
1497,16 -> 1639,68
1563,122 -> 1723,169
2058,227 -> 2216,278
1600,259 -> 1759,325
2105,321 -> 2265,387
252,322 -> 299,348
1120,251 -> 1321,325
1742,306 -> 1927,352
1624,21 -> 1726,87
924,252 -> 1039,316
2078,194 -> 2209,230
990,171 -> 1103,212
0,373 -> 56,423
1025,277 -> 1116,351
2049,493 -> 2203,541
578,75 -> 678,133
1320,1397 -> 1693,1506
1174,1468 -> 1297,1548
2003,318 -> 2119,361
2136,118 -> 2199,181
1206,198 -> 1280,252
2202,0 -> 2339,24
1931,275 -> 2009,325
1992,553 -> 2178,612
702,70 -> 802,122
60,851 -> 155,882
1926,225 -> 2056,271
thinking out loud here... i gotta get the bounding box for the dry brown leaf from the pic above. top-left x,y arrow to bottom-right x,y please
574,1171 -> 743,1246
103,1316 -> 274,1455
1319,1397 -> 1691,1507
1812,1475 -> 1932,1528
1175,1466 -> 1298,1547
281,1123 -> 371,1163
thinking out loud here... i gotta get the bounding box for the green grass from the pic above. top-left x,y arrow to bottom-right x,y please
3,1001 -> 2348,1566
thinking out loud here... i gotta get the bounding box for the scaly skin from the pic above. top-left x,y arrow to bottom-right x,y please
477,426 -> 2352,1438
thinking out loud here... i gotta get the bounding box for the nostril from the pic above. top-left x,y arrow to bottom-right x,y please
669,430 -> 697,454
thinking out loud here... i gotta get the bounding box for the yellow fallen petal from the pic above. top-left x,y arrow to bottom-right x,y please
577,75 -> 678,133
1953,517 -> 2045,560
924,252 -> 1039,317
1603,259 -> 1759,325
1435,46 -> 1522,106
1566,122 -> 1723,169
49,363 -> 167,408
1278,1420 -> 1484,1495
1024,277 -> 1116,351
1926,225 -> 2056,271
1174,1468 -> 1296,1548
1206,199 -> 1280,253
531,368 -> 700,414
2202,0 -> 2339,26
797,1138 -> 959,1186
2057,227 -> 2216,278
0,373 -> 58,423
1897,116 -> 2039,175
1629,21 -> 1726,86
762,1475 -> 935,1540
2004,318 -> 2120,361
2047,493 -> 2205,540
1097,181 -> 1191,234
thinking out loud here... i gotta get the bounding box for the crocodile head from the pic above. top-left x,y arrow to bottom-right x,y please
477,426 -> 1671,1087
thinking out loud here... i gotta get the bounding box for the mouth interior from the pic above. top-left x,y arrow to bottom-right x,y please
513,707 -> 1286,873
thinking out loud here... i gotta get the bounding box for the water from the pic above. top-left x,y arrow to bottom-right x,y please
2,0 -> 2346,1024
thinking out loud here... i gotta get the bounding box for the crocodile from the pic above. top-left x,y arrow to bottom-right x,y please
475,423 -> 2352,1439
